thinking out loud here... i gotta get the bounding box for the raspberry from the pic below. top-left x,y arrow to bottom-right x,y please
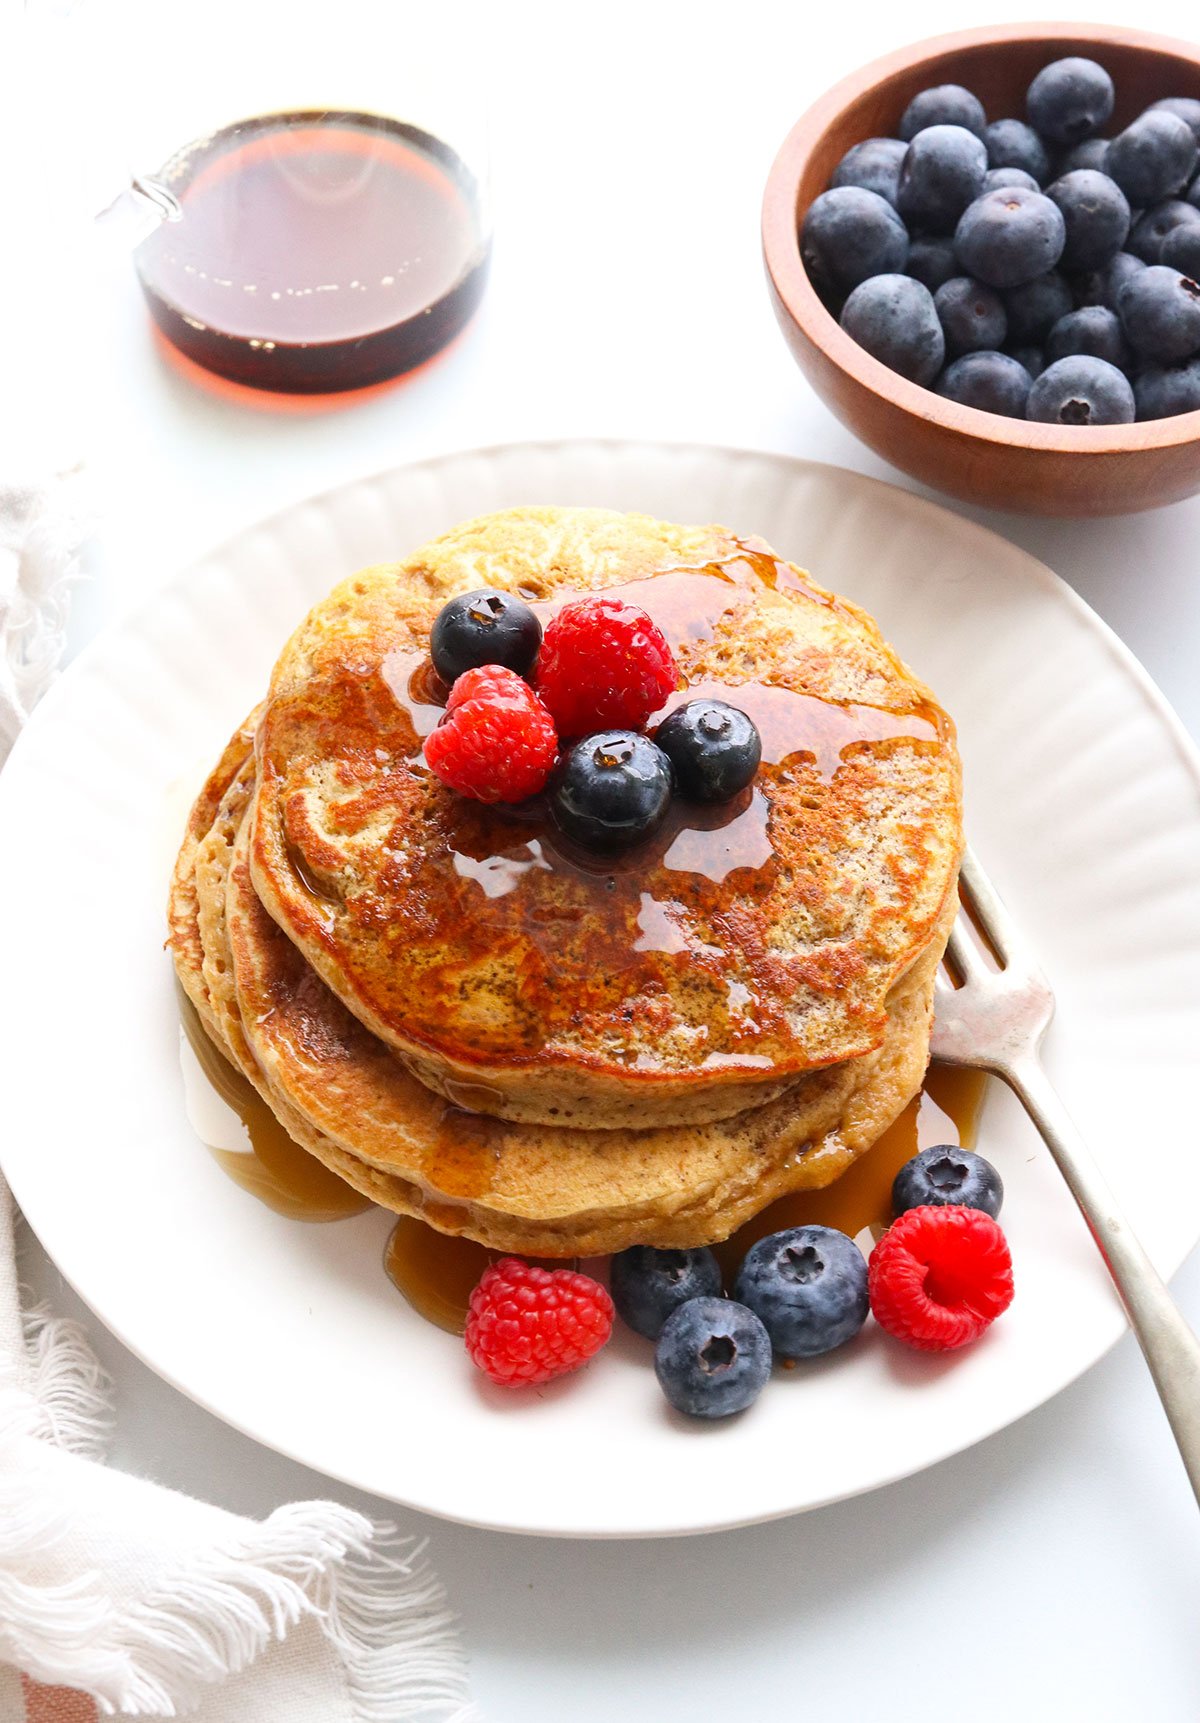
868,1204 -> 1013,1352
424,666 -> 557,803
465,1258 -> 614,1386
534,597 -> 678,737
444,663 -> 520,711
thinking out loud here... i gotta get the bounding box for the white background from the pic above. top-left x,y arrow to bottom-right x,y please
18,0 -> 1200,1718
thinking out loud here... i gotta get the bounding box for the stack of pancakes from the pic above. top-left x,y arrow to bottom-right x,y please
169,506 -> 962,1255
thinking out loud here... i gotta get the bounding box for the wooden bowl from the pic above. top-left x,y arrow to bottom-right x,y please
763,23 -> 1200,516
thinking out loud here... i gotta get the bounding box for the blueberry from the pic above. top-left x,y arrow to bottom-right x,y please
1106,111 -> 1198,207
1027,355 -> 1136,424
550,730 -> 673,850
840,273 -> 945,384
1161,220 -> 1200,280
1005,343 -> 1045,378
654,699 -> 761,803
1045,169 -> 1130,271
1189,173 -> 1200,212
830,136 -> 907,206
983,167 -> 1040,195
1148,97 -> 1200,146
892,1144 -> 1004,1219
896,124 -> 988,233
906,234 -> 959,292
955,187 -> 1066,288
1056,137 -> 1111,175
1026,57 -> 1114,147
899,84 -> 987,143
1004,269 -> 1073,341
611,1246 -> 722,1340
654,1297 -> 771,1419
934,275 -> 1007,356
1134,358 -> 1200,419
801,187 -> 909,297
1127,199 -> 1200,262
1045,305 -> 1130,370
1119,265 -> 1200,362
430,589 -> 541,685
935,351 -> 1031,418
984,118 -> 1051,184
734,1226 -> 868,1359
1072,250 -> 1146,312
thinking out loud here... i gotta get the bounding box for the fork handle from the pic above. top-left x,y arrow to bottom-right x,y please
1004,1054 -> 1200,1508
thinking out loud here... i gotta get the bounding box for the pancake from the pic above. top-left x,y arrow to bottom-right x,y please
250,506 -> 961,1130
168,709 -> 261,1065
171,731 -> 951,1256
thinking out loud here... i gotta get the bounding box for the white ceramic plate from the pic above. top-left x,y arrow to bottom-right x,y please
4,440 -> 1200,1538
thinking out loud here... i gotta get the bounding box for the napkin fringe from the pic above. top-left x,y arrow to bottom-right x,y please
104,1508 -> 478,1719
320,1527 -> 481,1723
1,1478 -> 477,1718
0,1454 -> 135,1699
0,468 -> 90,752
3,1264 -> 476,1719
17,1301 -> 112,1458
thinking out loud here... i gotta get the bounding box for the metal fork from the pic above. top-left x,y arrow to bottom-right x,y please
931,845 -> 1200,1506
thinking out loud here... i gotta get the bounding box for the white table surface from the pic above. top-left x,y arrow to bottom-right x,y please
20,1 -> 1200,1717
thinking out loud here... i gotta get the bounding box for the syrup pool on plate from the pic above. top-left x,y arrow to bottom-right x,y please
177,992 -> 370,1221
382,1220 -> 582,1336
136,111 -> 490,394
712,1064 -> 988,1280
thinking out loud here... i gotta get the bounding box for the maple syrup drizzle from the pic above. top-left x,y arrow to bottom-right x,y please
421,1105 -> 503,1199
712,1065 -> 988,1281
655,679 -> 940,781
531,566 -> 751,653
362,545 -> 950,1076
379,649 -> 447,739
659,787 -> 773,883
383,1218 -> 494,1332
178,992 -> 370,1221
382,1217 -> 581,1334
380,539 -> 945,781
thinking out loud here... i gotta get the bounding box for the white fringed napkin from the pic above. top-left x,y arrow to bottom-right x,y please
0,478 -> 478,1720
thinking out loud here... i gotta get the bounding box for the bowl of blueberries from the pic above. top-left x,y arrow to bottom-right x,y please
762,23 -> 1200,515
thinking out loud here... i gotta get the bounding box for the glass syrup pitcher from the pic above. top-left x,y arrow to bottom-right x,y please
90,0 -> 492,395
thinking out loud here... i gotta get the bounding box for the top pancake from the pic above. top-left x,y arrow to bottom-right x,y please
251,506 -> 961,1129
